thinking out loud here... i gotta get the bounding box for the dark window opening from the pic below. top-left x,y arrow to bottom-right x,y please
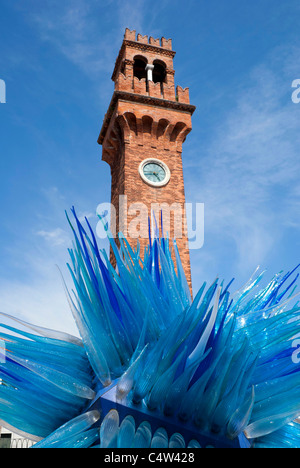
153,61 -> 166,94
133,58 -> 147,81
0,434 -> 12,449
153,62 -> 166,84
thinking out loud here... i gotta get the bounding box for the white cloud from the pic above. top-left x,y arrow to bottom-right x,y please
36,228 -> 70,247
116,0 -> 147,33
187,45 -> 300,279
0,275 -> 78,336
26,0 -> 148,79
0,234 -> 77,334
27,0 -> 118,80
0,185 -> 81,334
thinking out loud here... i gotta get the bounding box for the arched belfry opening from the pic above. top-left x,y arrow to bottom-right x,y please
153,60 -> 166,84
133,56 -> 148,80
153,60 -> 166,94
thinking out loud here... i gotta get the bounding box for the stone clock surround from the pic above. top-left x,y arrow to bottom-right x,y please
139,158 -> 171,187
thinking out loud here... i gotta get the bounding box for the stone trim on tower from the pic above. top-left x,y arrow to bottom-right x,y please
98,90 -> 196,145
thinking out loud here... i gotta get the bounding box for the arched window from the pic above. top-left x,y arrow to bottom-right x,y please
133,56 -> 148,80
152,60 -> 166,94
153,60 -> 166,84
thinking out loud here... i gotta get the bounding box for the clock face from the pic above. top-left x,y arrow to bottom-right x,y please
139,158 -> 170,187
143,162 -> 166,184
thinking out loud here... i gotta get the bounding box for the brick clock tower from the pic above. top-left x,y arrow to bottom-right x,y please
98,29 -> 196,289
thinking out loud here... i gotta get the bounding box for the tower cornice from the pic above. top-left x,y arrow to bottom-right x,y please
98,90 -> 196,144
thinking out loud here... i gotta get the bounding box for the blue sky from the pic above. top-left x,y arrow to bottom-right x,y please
0,0 -> 299,334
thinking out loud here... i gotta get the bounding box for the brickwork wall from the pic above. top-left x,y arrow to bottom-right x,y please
101,30 -> 195,291
108,101 -> 192,288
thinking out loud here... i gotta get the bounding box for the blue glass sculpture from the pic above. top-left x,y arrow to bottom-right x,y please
0,206 -> 300,448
